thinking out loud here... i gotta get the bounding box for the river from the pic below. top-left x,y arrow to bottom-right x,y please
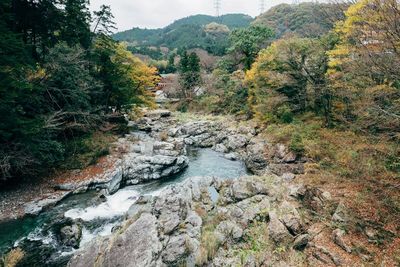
0,148 -> 248,266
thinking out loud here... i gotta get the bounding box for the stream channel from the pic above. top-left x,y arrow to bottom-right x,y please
0,148 -> 249,266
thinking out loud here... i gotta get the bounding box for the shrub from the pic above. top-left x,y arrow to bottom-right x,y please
289,133 -> 305,156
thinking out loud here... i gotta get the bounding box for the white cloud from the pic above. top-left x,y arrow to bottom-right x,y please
90,0 -> 293,31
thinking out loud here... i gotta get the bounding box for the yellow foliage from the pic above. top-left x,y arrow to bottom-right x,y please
113,43 -> 160,91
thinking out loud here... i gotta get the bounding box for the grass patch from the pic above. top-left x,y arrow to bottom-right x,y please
195,209 -> 227,266
261,114 -> 400,251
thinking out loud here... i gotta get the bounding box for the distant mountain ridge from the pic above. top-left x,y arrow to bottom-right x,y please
113,3 -> 341,57
253,3 -> 341,38
112,14 -> 254,52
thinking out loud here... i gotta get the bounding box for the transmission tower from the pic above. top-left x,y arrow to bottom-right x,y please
260,0 -> 266,14
292,0 -> 300,5
214,0 -> 221,17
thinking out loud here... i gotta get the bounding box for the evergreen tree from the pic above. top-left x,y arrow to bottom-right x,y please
178,51 -> 202,99
61,0 -> 92,48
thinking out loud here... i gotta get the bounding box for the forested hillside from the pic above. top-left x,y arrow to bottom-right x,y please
253,2 -> 345,38
0,1 -> 158,184
112,14 -> 253,55
113,14 -> 253,43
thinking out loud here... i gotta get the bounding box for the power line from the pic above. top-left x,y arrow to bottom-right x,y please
214,0 -> 221,17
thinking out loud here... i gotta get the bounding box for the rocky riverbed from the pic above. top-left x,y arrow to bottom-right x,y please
1,110 -> 369,266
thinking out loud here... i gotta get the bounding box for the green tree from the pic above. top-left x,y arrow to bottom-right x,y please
92,36 -> 157,110
61,0 -> 92,48
229,25 -> 274,69
166,53 -> 177,73
93,5 -> 116,35
178,51 -> 202,99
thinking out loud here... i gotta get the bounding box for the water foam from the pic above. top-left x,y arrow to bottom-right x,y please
65,189 -> 139,221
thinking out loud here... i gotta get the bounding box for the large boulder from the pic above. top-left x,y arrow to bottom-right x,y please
245,141 -> 268,174
219,195 -> 271,226
215,220 -> 243,244
59,224 -> 82,249
279,201 -> 303,235
123,154 -> 189,185
68,213 -> 163,267
268,211 -> 293,244
224,134 -> 249,151
161,234 -> 190,265
226,176 -> 270,202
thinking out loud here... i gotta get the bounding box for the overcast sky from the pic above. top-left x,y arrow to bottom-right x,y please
90,0 -> 293,32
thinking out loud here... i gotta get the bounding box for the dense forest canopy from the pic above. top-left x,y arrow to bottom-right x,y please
0,0 -> 158,183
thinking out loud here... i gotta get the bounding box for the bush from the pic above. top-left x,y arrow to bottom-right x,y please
277,105 -> 294,123
290,133 -> 305,156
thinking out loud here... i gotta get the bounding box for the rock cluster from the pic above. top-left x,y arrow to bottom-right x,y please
25,110 -> 306,218
68,174 -> 312,267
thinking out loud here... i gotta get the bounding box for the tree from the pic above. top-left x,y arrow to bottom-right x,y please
61,0 -> 92,48
245,37 -> 334,123
92,36 -> 158,110
166,53 -> 177,73
0,0 -> 158,183
93,5 -> 116,35
327,0 -> 400,135
178,51 -> 202,99
229,25 -> 274,70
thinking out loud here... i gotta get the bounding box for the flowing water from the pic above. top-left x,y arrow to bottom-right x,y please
0,148 -> 248,266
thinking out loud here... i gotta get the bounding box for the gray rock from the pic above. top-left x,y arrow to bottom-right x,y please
123,154 -> 189,185
214,143 -> 228,153
154,186 -> 191,235
225,134 -> 248,151
332,202 -> 348,223
268,211 -> 293,244
60,224 -> 82,248
364,227 -> 379,241
161,234 -> 189,264
244,140 -> 268,174
302,186 -> 328,212
107,213 -> 162,267
279,201 -> 303,235
276,144 -> 288,159
293,234 -> 310,250
219,195 -> 270,226
145,109 -> 171,118
127,201 -> 152,219
107,168 -> 123,195
224,153 -> 238,161
229,177 -> 269,201
288,184 -> 307,199
269,163 -> 305,176
313,245 -> 343,266
282,152 -> 297,163
332,229 -> 352,253
215,220 -> 243,243
67,237 -> 111,267
24,193 -> 70,216
185,211 -> 202,239
282,173 -> 295,181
